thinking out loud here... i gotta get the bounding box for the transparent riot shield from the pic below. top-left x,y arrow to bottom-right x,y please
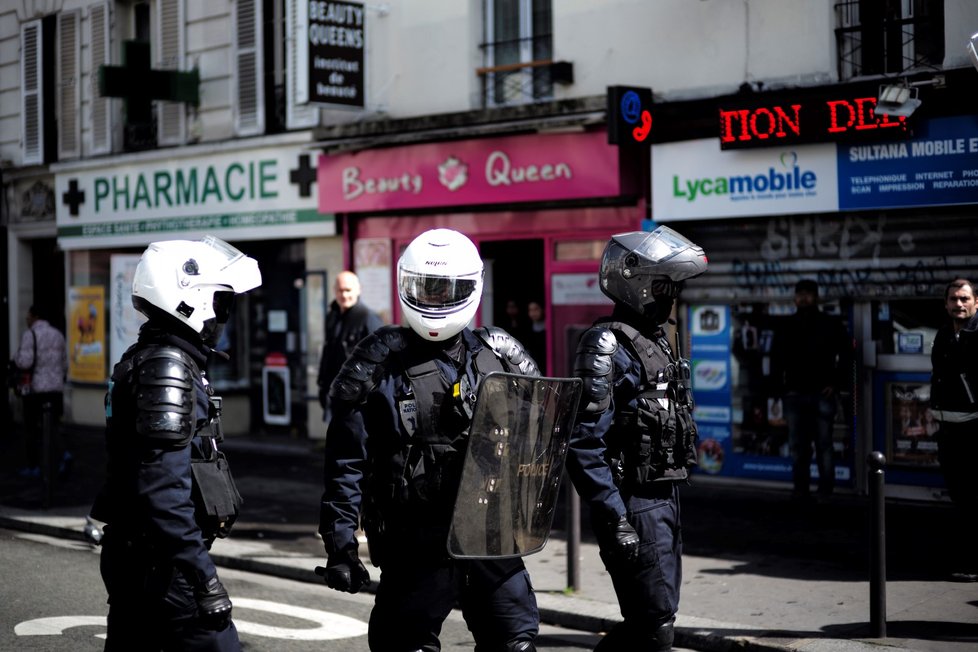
447,372 -> 582,559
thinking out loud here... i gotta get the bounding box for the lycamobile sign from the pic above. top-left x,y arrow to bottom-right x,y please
652,139 -> 838,220
672,161 -> 817,201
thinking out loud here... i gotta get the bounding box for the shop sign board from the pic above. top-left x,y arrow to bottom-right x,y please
296,0 -> 365,108
317,131 -> 620,213
652,139 -> 838,221
718,91 -> 911,150
54,144 -> 332,249
837,115 -> 978,210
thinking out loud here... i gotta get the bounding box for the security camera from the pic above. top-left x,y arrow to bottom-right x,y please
968,32 -> 978,73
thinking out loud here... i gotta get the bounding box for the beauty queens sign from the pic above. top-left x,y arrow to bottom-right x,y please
317,131 -> 620,213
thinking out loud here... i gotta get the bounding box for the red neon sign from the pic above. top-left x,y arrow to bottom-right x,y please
719,96 -> 910,149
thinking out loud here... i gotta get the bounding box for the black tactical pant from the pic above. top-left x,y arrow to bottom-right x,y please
99,529 -> 240,652
368,554 -> 538,651
596,481 -> 682,651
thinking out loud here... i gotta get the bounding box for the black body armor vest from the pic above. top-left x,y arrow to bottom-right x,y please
601,320 -> 698,485
94,343 -> 241,539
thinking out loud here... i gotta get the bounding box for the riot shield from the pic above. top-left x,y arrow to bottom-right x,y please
447,372 -> 582,559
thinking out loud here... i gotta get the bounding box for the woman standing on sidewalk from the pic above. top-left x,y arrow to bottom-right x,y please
12,304 -> 68,479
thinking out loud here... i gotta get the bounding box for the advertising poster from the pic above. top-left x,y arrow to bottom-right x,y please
68,285 -> 106,383
886,382 -> 939,469
689,305 -> 732,475
110,255 -> 145,366
353,238 -> 393,324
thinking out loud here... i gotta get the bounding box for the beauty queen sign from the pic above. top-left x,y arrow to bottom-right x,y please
317,131 -> 620,213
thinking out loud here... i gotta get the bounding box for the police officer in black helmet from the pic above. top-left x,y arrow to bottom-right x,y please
91,236 -> 261,651
566,226 -> 708,651
317,228 -> 542,651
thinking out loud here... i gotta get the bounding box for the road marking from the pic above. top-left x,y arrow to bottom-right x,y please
15,616 -> 106,638
15,599 -> 368,641
233,598 -> 368,640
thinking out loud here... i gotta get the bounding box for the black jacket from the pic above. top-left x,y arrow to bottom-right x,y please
316,300 -> 383,404
773,307 -> 852,395
931,312 -> 978,413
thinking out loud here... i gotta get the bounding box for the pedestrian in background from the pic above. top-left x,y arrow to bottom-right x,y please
90,236 -> 261,650
929,277 -> 978,582
772,279 -> 852,501
12,304 -> 68,478
567,226 -> 708,651
525,299 -> 547,371
316,270 -> 383,424
318,229 -> 541,651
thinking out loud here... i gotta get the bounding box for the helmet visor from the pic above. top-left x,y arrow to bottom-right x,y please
399,271 -> 481,313
200,235 -> 246,269
627,228 -> 697,265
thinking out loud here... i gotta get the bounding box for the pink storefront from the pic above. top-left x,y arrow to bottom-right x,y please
317,129 -> 643,376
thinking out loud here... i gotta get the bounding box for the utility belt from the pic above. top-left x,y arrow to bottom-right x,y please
190,396 -> 242,540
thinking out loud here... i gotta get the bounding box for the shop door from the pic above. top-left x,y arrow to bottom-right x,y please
479,239 -> 547,371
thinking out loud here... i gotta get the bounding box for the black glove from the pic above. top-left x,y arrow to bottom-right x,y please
603,515 -> 640,565
317,547 -> 370,594
196,575 -> 232,630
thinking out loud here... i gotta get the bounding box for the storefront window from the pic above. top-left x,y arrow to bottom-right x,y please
67,247 -> 253,389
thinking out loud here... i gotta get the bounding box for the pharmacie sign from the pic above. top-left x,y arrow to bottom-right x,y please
652,138 -> 839,221
317,131 -> 620,213
55,144 -> 331,249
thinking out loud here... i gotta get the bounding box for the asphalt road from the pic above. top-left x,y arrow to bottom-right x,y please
4,528 -> 690,651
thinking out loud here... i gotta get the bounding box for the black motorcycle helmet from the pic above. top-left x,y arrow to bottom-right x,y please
599,226 -> 708,323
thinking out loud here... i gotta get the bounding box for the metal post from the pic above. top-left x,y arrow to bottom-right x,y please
566,475 -> 581,592
41,399 -> 55,510
867,451 -> 886,638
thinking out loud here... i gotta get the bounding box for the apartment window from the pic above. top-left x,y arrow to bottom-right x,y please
835,0 -> 944,80
481,0 -> 553,107
21,16 -> 57,165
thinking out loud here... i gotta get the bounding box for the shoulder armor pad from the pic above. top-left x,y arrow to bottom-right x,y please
474,326 -> 540,377
574,327 -> 618,414
330,325 -> 408,405
131,345 -> 197,447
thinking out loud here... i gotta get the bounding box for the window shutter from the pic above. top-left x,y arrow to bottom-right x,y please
89,2 -> 112,154
234,0 -> 265,135
156,0 -> 186,145
21,20 -> 44,165
58,10 -> 81,159
285,0 -> 318,129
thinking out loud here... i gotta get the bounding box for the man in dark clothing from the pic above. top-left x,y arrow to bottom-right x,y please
567,226 -> 708,652
90,236 -> 261,651
316,270 -> 383,424
930,278 -> 978,582
317,229 -> 542,651
773,279 -> 852,500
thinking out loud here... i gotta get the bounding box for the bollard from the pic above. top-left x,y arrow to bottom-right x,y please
566,477 -> 581,592
867,451 -> 887,638
41,399 -> 55,510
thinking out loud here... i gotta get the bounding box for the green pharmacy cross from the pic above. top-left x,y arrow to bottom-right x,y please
99,40 -> 199,126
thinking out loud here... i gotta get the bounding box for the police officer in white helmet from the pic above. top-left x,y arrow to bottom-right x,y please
317,228 -> 542,651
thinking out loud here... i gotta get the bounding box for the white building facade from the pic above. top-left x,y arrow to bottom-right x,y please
3,0 -> 977,497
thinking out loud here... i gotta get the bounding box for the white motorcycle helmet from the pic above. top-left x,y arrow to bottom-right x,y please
132,235 -> 262,345
398,228 -> 483,342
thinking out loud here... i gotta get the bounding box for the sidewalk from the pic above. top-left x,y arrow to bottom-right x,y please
2,424 -> 977,651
